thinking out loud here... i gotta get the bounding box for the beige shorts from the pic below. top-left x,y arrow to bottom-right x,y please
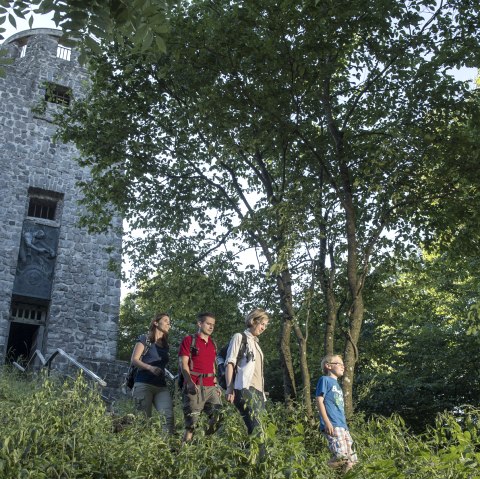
182,385 -> 222,430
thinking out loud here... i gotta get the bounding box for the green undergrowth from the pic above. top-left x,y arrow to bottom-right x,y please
1,368 -> 479,478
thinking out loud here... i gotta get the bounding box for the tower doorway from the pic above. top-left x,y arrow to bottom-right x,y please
6,322 -> 41,363
5,299 -> 47,365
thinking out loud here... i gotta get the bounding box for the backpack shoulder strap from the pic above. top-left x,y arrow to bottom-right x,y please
188,334 -> 196,370
236,332 -> 248,363
136,333 -> 151,360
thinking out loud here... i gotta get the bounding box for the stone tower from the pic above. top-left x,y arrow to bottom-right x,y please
0,29 -> 122,375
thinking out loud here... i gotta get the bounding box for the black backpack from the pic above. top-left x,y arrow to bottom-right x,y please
123,335 -> 151,391
216,332 -> 248,390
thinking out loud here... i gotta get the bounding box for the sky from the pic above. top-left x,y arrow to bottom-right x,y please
2,11 -> 56,40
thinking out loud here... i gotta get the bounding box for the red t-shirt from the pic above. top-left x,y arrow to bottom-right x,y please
178,333 -> 217,386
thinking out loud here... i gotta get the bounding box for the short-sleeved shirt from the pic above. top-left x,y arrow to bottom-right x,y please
315,375 -> 348,431
178,333 -> 217,386
134,334 -> 169,387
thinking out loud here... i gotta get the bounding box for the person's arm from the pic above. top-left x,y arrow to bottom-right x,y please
225,362 -> 235,403
316,395 -> 334,435
131,342 -> 163,376
180,354 -> 198,394
24,233 -> 49,254
224,334 -> 242,401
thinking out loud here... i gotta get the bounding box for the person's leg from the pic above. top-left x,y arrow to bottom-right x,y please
344,429 -> 358,469
153,386 -> 174,434
233,388 -> 254,434
181,390 -> 205,443
248,388 -> 265,433
322,427 -> 352,468
183,429 -> 194,442
203,386 -> 223,435
233,388 -> 263,435
132,382 -> 154,417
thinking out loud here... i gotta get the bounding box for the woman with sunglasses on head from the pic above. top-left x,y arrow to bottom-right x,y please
130,312 -> 174,434
224,308 -> 270,435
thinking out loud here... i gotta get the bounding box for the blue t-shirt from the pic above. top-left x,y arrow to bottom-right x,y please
134,335 -> 169,387
315,375 -> 348,430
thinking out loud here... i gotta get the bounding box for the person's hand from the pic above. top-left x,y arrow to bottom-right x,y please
149,366 -> 164,376
186,379 -> 198,395
225,384 -> 235,403
324,420 -> 335,436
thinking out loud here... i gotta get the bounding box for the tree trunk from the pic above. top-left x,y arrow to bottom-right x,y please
339,157 -> 363,418
279,319 -> 296,403
318,217 -> 338,356
293,322 -> 313,418
342,293 -> 364,417
323,284 -> 338,356
276,270 -> 297,404
277,268 -> 313,416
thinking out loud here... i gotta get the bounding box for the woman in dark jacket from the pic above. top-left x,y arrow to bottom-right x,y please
131,312 -> 173,433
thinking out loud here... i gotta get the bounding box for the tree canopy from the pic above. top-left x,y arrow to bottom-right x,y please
6,0 -> 476,419
55,0 -> 480,414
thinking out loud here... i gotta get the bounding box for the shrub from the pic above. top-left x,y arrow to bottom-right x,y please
0,369 -> 479,478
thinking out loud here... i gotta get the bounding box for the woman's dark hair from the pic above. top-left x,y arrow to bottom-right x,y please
148,312 -> 170,346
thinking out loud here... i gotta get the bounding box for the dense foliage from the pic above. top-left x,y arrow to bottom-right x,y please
119,247 -> 480,423
3,0 -> 480,428
117,253 -> 251,361
51,0 -> 480,415
356,251 -> 480,431
1,370 -> 480,478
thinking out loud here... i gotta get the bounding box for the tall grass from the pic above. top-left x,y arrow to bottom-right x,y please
0,368 -> 479,478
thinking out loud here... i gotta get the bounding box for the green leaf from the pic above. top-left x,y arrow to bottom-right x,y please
84,35 -> 102,55
142,30 -> 154,51
8,13 -> 16,28
154,35 -> 166,53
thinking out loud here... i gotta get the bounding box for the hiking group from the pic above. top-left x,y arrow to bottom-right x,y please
128,308 -> 358,472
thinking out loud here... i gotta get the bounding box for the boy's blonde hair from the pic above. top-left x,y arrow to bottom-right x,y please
321,354 -> 342,374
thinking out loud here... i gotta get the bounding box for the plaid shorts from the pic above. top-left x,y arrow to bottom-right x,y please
322,427 -> 358,463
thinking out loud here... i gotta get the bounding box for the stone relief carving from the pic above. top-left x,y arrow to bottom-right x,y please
13,222 -> 59,299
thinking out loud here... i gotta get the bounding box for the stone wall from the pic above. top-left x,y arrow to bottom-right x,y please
0,29 -> 121,366
81,358 -> 130,400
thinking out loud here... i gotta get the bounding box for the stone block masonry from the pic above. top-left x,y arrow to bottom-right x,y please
0,29 -> 122,378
